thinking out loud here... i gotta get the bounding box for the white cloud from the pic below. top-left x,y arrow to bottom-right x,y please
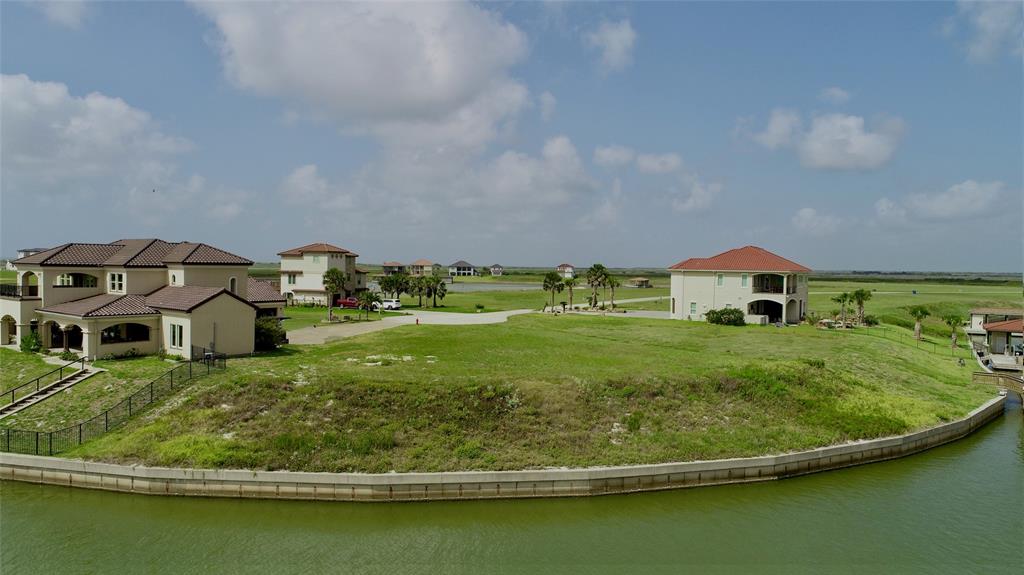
31,0 -> 88,29
791,207 -> 841,236
670,173 -> 721,213
752,108 -> 802,150
873,197 -> 909,226
593,145 -> 636,168
797,114 -> 904,170
280,164 -> 353,211
636,153 -> 682,174
905,180 -> 1003,219
539,91 -> 557,121
577,178 -> 623,230
584,19 -> 636,72
819,87 -> 851,105
951,1 -> 1023,61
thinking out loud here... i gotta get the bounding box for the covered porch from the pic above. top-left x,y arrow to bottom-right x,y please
36,313 -> 161,359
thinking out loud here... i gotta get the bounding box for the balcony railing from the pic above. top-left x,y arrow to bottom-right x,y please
752,286 -> 797,295
0,284 -> 39,299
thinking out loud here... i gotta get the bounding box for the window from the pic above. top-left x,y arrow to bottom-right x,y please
725,303 -> 733,309
716,274 -> 724,287
101,323 -> 150,344
108,273 -> 124,293
741,274 -> 748,287
312,255 -> 320,263
287,274 -> 297,285
690,302 -> 697,315
671,298 -> 676,314
171,274 -> 177,285
57,274 -> 72,286
169,324 -> 184,348
229,277 -> 237,293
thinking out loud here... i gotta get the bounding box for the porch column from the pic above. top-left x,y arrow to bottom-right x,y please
81,328 -> 95,360
62,326 -> 69,352
782,275 -> 787,296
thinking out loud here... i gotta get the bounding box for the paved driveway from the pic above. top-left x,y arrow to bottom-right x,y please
286,309 -> 534,345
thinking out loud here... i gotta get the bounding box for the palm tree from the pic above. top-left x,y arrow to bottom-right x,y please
851,289 -> 872,324
562,277 -> 578,309
606,275 -> 620,309
907,305 -> 930,340
356,291 -> 381,320
942,314 -> 962,350
412,276 -> 427,308
585,264 -> 607,308
831,292 -> 851,326
322,267 -> 349,321
543,271 -> 564,311
430,275 -> 447,307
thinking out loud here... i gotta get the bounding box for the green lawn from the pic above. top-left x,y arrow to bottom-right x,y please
400,287 -> 670,313
0,270 -> 15,284
808,280 -> 1021,339
62,314 -> 993,473
0,349 -> 56,392
280,306 -> 400,332
616,297 -> 671,312
1,356 -> 175,431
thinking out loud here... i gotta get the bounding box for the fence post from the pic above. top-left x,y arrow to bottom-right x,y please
78,423 -> 83,446
150,382 -> 154,403
128,395 -> 132,417
105,410 -> 109,432
48,432 -> 52,456
189,361 -> 193,380
35,432 -> 39,455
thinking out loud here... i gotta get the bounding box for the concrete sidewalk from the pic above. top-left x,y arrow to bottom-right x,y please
286,309 -> 535,345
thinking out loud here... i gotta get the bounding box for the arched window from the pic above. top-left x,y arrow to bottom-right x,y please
171,274 -> 177,285
229,277 -> 237,293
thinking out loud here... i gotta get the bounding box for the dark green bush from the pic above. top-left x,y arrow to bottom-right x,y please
705,307 -> 746,326
19,332 -> 41,353
254,317 -> 287,351
58,350 -> 79,361
862,314 -> 880,326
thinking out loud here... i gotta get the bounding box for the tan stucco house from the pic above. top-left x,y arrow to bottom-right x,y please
409,259 -> 441,276
557,263 -> 575,279
0,239 -> 283,359
278,242 -> 366,305
668,246 -> 810,325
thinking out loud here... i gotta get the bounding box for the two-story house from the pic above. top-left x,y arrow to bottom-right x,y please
557,264 -> 575,279
278,242 -> 366,305
381,261 -> 407,276
489,264 -> 504,277
0,239 -> 284,359
668,246 -> 810,325
409,259 -> 441,277
448,261 -> 478,277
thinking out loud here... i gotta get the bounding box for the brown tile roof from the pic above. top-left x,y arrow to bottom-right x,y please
246,279 -> 286,303
449,260 -> 474,267
40,294 -> 158,318
146,285 -> 259,312
14,239 -> 251,267
983,318 -> 1024,334
669,246 -> 811,273
382,261 -> 404,267
557,263 -> 574,269
970,307 -> 1022,316
278,243 -> 358,257
411,259 -> 434,266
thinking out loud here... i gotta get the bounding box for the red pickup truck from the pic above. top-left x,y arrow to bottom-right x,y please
336,297 -> 359,309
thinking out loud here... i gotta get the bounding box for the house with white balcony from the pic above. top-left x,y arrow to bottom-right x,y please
556,263 -> 575,279
381,261 -> 407,276
668,246 -> 810,325
409,259 -> 441,276
278,243 -> 366,305
1,239 -> 283,359
448,260 -> 478,277
489,264 -> 504,277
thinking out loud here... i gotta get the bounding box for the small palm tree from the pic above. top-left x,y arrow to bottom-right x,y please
606,275 -> 621,309
322,267 -> 349,321
356,291 -> 381,320
907,305 -> 930,340
585,264 -> 607,307
431,275 -> 447,308
563,277 -> 578,309
831,292 -> 851,326
851,289 -> 872,324
942,314 -> 962,350
543,271 -> 564,311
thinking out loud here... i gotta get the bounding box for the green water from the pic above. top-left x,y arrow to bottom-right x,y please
2,405 -> 1021,574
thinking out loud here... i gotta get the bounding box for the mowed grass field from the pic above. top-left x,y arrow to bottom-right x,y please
0,349 -> 56,392
398,287 -> 670,313
60,313 -> 992,473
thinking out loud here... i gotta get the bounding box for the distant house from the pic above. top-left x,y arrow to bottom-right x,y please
966,307 -> 1022,347
668,245 -> 810,325
982,318 -> 1023,356
629,277 -> 651,288
278,242 -> 366,305
489,264 -> 504,277
448,260 -> 478,277
409,259 -> 441,276
8,248 -> 48,271
557,263 -> 575,279
381,261 -> 407,276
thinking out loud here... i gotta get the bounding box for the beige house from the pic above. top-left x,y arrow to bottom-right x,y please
448,260 -> 478,277
409,259 -> 441,276
0,239 -> 283,359
278,243 -> 366,305
381,261 -> 407,276
557,263 -> 575,279
668,246 -> 810,325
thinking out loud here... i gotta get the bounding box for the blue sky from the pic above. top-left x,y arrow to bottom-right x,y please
2,1 -> 1021,271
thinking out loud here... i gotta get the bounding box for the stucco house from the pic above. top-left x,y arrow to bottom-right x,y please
557,263 -> 575,279
278,242 -> 366,305
6,248 -> 47,271
668,246 -> 810,325
965,307 -> 1022,347
448,261 -> 478,277
0,239 -> 283,359
409,259 -> 441,276
381,261 -> 407,276
489,264 -> 504,277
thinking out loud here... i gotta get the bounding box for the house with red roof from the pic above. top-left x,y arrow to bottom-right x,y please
556,263 -> 575,279
667,246 -> 811,324
1,239 -> 283,359
278,242 -> 367,305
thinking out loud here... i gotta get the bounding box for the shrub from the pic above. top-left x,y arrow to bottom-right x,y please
58,350 -> 79,361
19,332 -> 41,353
862,314 -> 880,327
624,412 -> 643,432
254,317 -> 287,351
705,307 -> 746,326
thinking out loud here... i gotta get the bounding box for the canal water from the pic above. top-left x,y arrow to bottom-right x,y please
2,403 -> 1021,574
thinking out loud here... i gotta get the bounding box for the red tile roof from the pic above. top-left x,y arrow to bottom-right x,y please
382,261 -> 404,267
277,243 -> 358,257
14,239 -> 252,267
983,318 -> 1024,334
246,279 -> 286,303
557,263 -> 574,270
669,246 -> 811,273
411,259 -> 434,266
40,294 -> 158,318
162,242 -> 253,265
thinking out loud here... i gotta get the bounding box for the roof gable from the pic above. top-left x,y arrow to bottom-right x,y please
277,243 -> 358,257
40,294 -> 158,318
983,318 -> 1024,333
146,285 -> 259,312
669,246 -> 811,273
246,279 -> 286,303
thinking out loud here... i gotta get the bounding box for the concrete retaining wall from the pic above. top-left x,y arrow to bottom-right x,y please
0,395 -> 1006,502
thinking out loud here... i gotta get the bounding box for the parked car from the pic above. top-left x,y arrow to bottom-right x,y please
372,298 -> 402,311
336,297 -> 359,309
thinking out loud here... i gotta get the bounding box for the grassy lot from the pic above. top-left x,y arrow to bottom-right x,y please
0,349 -> 57,392
1,356 -> 175,431
280,306 -> 401,332
400,287 -> 671,313
616,297 -> 671,312
808,280 -> 1020,339
62,314 -> 992,473
0,269 -> 15,284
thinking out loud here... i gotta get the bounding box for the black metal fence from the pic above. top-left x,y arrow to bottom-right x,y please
3,358 -> 86,405
1,355 -> 226,455
0,284 -> 38,298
